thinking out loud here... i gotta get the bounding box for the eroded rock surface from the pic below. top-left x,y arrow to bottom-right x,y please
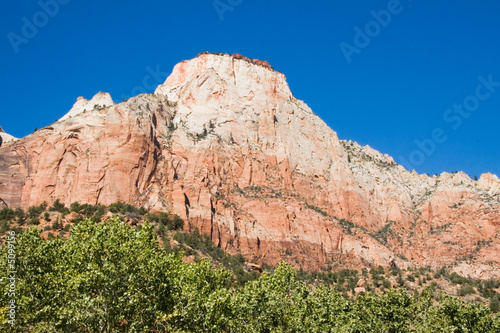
1,53 -> 498,277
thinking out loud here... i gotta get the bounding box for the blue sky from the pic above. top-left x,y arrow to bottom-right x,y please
1,0 -> 499,178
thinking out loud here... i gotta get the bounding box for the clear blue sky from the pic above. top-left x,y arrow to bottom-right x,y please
1,0 -> 499,178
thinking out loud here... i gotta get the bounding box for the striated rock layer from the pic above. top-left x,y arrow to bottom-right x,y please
1,53 -> 499,278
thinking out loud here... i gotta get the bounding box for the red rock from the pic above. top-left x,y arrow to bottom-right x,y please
0,53 -> 499,277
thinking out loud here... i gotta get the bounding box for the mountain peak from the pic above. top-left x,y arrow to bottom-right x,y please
155,52 -> 291,104
0,126 -> 18,147
197,52 -> 276,71
60,92 -> 114,121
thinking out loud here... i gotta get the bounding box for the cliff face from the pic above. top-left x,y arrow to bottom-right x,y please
1,53 -> 499,277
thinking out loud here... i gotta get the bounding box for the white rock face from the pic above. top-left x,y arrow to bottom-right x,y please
60,92 -> 114,121
154,53 -> 341,177
0,126 -> 18,147
154,54 -> 500,225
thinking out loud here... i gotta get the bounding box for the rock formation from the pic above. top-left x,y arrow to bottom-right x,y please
0,53 -> 499,278
59,92 -> 114,121
0,126 -> 18,148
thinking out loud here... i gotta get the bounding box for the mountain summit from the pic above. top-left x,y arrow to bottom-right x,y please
60,92 -> 114,121
0,53 -> 499,277
0,126 -> 18,148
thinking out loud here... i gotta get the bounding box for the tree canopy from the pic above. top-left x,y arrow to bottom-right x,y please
1,217 -> 499,332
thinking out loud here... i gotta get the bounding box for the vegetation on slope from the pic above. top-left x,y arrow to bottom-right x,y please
0,203 -> 499,332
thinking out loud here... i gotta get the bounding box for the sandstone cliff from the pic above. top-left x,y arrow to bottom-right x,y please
0,53 -> 498,278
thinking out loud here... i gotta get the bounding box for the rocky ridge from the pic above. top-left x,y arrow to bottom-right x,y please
0,53 -> 498,278
59,92 -> 114,121
0,126 -> 18,148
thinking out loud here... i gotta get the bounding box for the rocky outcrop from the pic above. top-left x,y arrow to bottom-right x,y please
198,52 -> 275,71
0,126 -> 18,148
0,53 -> 499,277
59,92 -> 114,121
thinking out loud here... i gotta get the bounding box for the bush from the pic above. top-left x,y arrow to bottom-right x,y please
146,213 -> 159,223
458,284 -> 476,296
14,208 -> 26,225
49,199 -> 66,212
28,202 -> 47,218
148,212 -> 183,231
490,295 -> 500,313
70,202 -> 82,213
0,220 -> 10,234
383,279 -> 392,289
435,267 -> 447,279
157,223 -> 166,236
92,204 -> 106,223
0,207 -> 15,221
158,212 -> 170,225
109,202 -> 140,215
51,219 -> 61,230
171,214 -> 184,230
449,272 -> 468,285
389,266 -> 399,276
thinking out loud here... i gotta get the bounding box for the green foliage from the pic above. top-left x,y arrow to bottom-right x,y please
0,218 -> 182,331
27,202 -> 47,218
0,208 -> 15,221
69,201 -> 81,213
109,201 -> 139,214
14,208 -> 25,222
91,204 -> 106,223
173,228 -> 258,286
147,212 -> 184,231
449,272 -> 469,285
435,267 -> 447,279
306,202 -> 329,217
338,219 -> 353,235
490,295 -> 500,313
458,284 -> 476,296
1,215 -> 499,331
48,199 -> 69,214
171,215 -> 184,230
28,216 -> 40,225
51,218 -> 61,230
167,121 -> 176,132
372,221 -> 394,244
0,220 -> 10,235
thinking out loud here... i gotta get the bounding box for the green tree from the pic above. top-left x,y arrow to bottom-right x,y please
0,217 -> 181,331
